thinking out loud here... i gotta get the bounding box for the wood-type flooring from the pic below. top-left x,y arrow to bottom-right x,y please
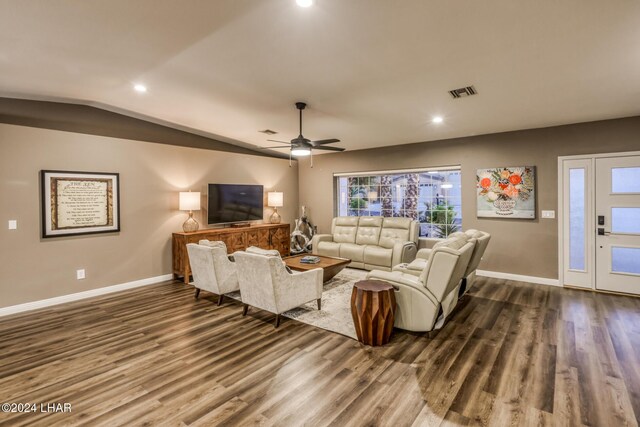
1,276 -> 639,426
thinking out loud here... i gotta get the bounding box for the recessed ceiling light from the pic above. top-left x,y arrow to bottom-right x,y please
133,84 -> 147,93
296,0 -> 313,7
432,116 -> 443,124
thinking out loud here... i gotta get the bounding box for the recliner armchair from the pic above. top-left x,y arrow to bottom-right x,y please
234,250 -> 323,327
186,241 -> 239,305
366,237 -> 475,332
393,229 -> 491,296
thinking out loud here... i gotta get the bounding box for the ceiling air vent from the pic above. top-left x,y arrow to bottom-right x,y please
259,129 -> 278,135
449,85 -> 477,99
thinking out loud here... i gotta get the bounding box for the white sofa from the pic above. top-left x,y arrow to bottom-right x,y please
311,216 -> 419,271
394,229 -> 491,296
366,236 -> 476,332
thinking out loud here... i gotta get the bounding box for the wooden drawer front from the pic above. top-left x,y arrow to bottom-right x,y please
246,229 -> 270,248
269,225 -> 290,256
219,233 -> 246,253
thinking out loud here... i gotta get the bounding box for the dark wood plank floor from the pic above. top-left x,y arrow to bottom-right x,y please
1,277 -> 639,426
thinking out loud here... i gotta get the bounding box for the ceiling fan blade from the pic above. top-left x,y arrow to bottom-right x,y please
263,145 -> 293,149
313,146 -> 345,152
267,139 -> 292,144
311,138 -> 340,145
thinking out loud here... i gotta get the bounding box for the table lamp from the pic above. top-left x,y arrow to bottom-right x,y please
267,191 -> 283,224
179,190 -> 201,232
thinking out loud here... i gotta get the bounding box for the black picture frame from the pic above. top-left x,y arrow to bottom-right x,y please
40,170 -> 121,238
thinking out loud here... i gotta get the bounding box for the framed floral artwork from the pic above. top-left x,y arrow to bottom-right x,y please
476,166 -> 536,219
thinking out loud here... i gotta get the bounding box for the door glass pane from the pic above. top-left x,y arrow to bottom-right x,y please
612,167 -> 640,193
569,168 -> 585,270
612,208 -> 640,234
611,247 -> 640,275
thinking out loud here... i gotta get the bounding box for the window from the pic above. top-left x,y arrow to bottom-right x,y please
336,168 -> 462,238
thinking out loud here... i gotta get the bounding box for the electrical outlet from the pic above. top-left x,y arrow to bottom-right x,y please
8,220 -> 17,230
541,210 -> 556,219
76,269 -> 86,280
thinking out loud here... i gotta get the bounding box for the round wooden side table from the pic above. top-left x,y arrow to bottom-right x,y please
350,279 -> 396,346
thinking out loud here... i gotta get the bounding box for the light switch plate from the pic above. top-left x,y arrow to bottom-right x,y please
8,220 -> 17,230
76,269 -> 86,280
541,210 -> 555,219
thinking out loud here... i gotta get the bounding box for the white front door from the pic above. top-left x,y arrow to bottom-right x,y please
595,156 -> 640,295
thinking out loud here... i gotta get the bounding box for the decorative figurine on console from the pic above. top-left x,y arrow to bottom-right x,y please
290,205 -> 316,254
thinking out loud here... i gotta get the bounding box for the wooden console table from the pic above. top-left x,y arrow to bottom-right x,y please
172,223 -> 290,284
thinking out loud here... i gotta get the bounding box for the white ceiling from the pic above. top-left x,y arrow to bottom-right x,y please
1,0 -> 640,155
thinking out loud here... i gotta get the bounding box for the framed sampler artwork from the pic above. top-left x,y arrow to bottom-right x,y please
476,166 -> 536,219
41,170 -> 120,238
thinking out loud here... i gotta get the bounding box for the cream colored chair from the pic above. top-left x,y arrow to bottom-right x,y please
312,216 -> 419,271
394,229 -> 491,296
366,237 -> 475,332
234,250 -> 323,328
186,241 -> 239,305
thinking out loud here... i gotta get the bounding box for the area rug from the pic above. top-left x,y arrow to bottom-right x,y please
228,268 -> 367,339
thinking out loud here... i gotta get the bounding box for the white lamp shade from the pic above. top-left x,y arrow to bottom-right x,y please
179,191 -> 201,211
267,191 -> 284,208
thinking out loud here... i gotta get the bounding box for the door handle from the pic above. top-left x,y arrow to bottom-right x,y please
597,228 -> 611,236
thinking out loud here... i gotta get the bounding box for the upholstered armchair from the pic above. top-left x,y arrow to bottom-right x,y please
366,237 -> 475,332
186,241 -> 239,305
234,250 -> 323,327
394,229 -> 491,296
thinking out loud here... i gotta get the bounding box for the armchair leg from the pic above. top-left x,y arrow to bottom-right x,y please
242,304 -> 249,316
217,294 -> 225,306
317,298 -> 322,310
194,288 -> 200,299
275,314 -> 281,328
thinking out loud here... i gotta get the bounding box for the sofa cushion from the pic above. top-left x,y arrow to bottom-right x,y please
317,241 -> 341,257
433,234 -> 467,251
382,217 -> 412,229
199,240 -> 227,250
333,217 -> 359,244
379,227 -> 410,249
356,216 -> 383,245
407,258 -> 428,272
246,246 -> 281,257
363,245 -> 393,266
340,243 -> 365,262
465,229 -> 484,239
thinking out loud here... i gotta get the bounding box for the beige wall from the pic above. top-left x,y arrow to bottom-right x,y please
0,123 -> 298,308
298,116 -> 640,279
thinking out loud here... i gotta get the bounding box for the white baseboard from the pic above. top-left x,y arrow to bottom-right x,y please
0,274 -> 174,317
476,270 -> 560,287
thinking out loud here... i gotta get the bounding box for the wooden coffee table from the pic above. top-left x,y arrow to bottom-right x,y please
284,254 -> 351,282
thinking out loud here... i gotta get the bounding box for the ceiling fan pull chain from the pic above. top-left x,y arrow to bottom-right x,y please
289,150 -> 292,167
310,149 -> 313,168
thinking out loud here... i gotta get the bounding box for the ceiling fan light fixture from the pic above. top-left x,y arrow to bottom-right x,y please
291,147 -> 311,156
133,83 -> 147,93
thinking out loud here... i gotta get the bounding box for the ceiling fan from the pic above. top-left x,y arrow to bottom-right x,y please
264,102 -> 344,167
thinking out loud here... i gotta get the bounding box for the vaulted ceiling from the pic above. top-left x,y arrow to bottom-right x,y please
1,0 -> 639,155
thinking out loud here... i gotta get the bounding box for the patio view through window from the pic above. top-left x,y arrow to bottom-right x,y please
336,168 -> 462,238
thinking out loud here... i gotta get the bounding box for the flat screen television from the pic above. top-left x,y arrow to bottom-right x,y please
207,184 -> 264,225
